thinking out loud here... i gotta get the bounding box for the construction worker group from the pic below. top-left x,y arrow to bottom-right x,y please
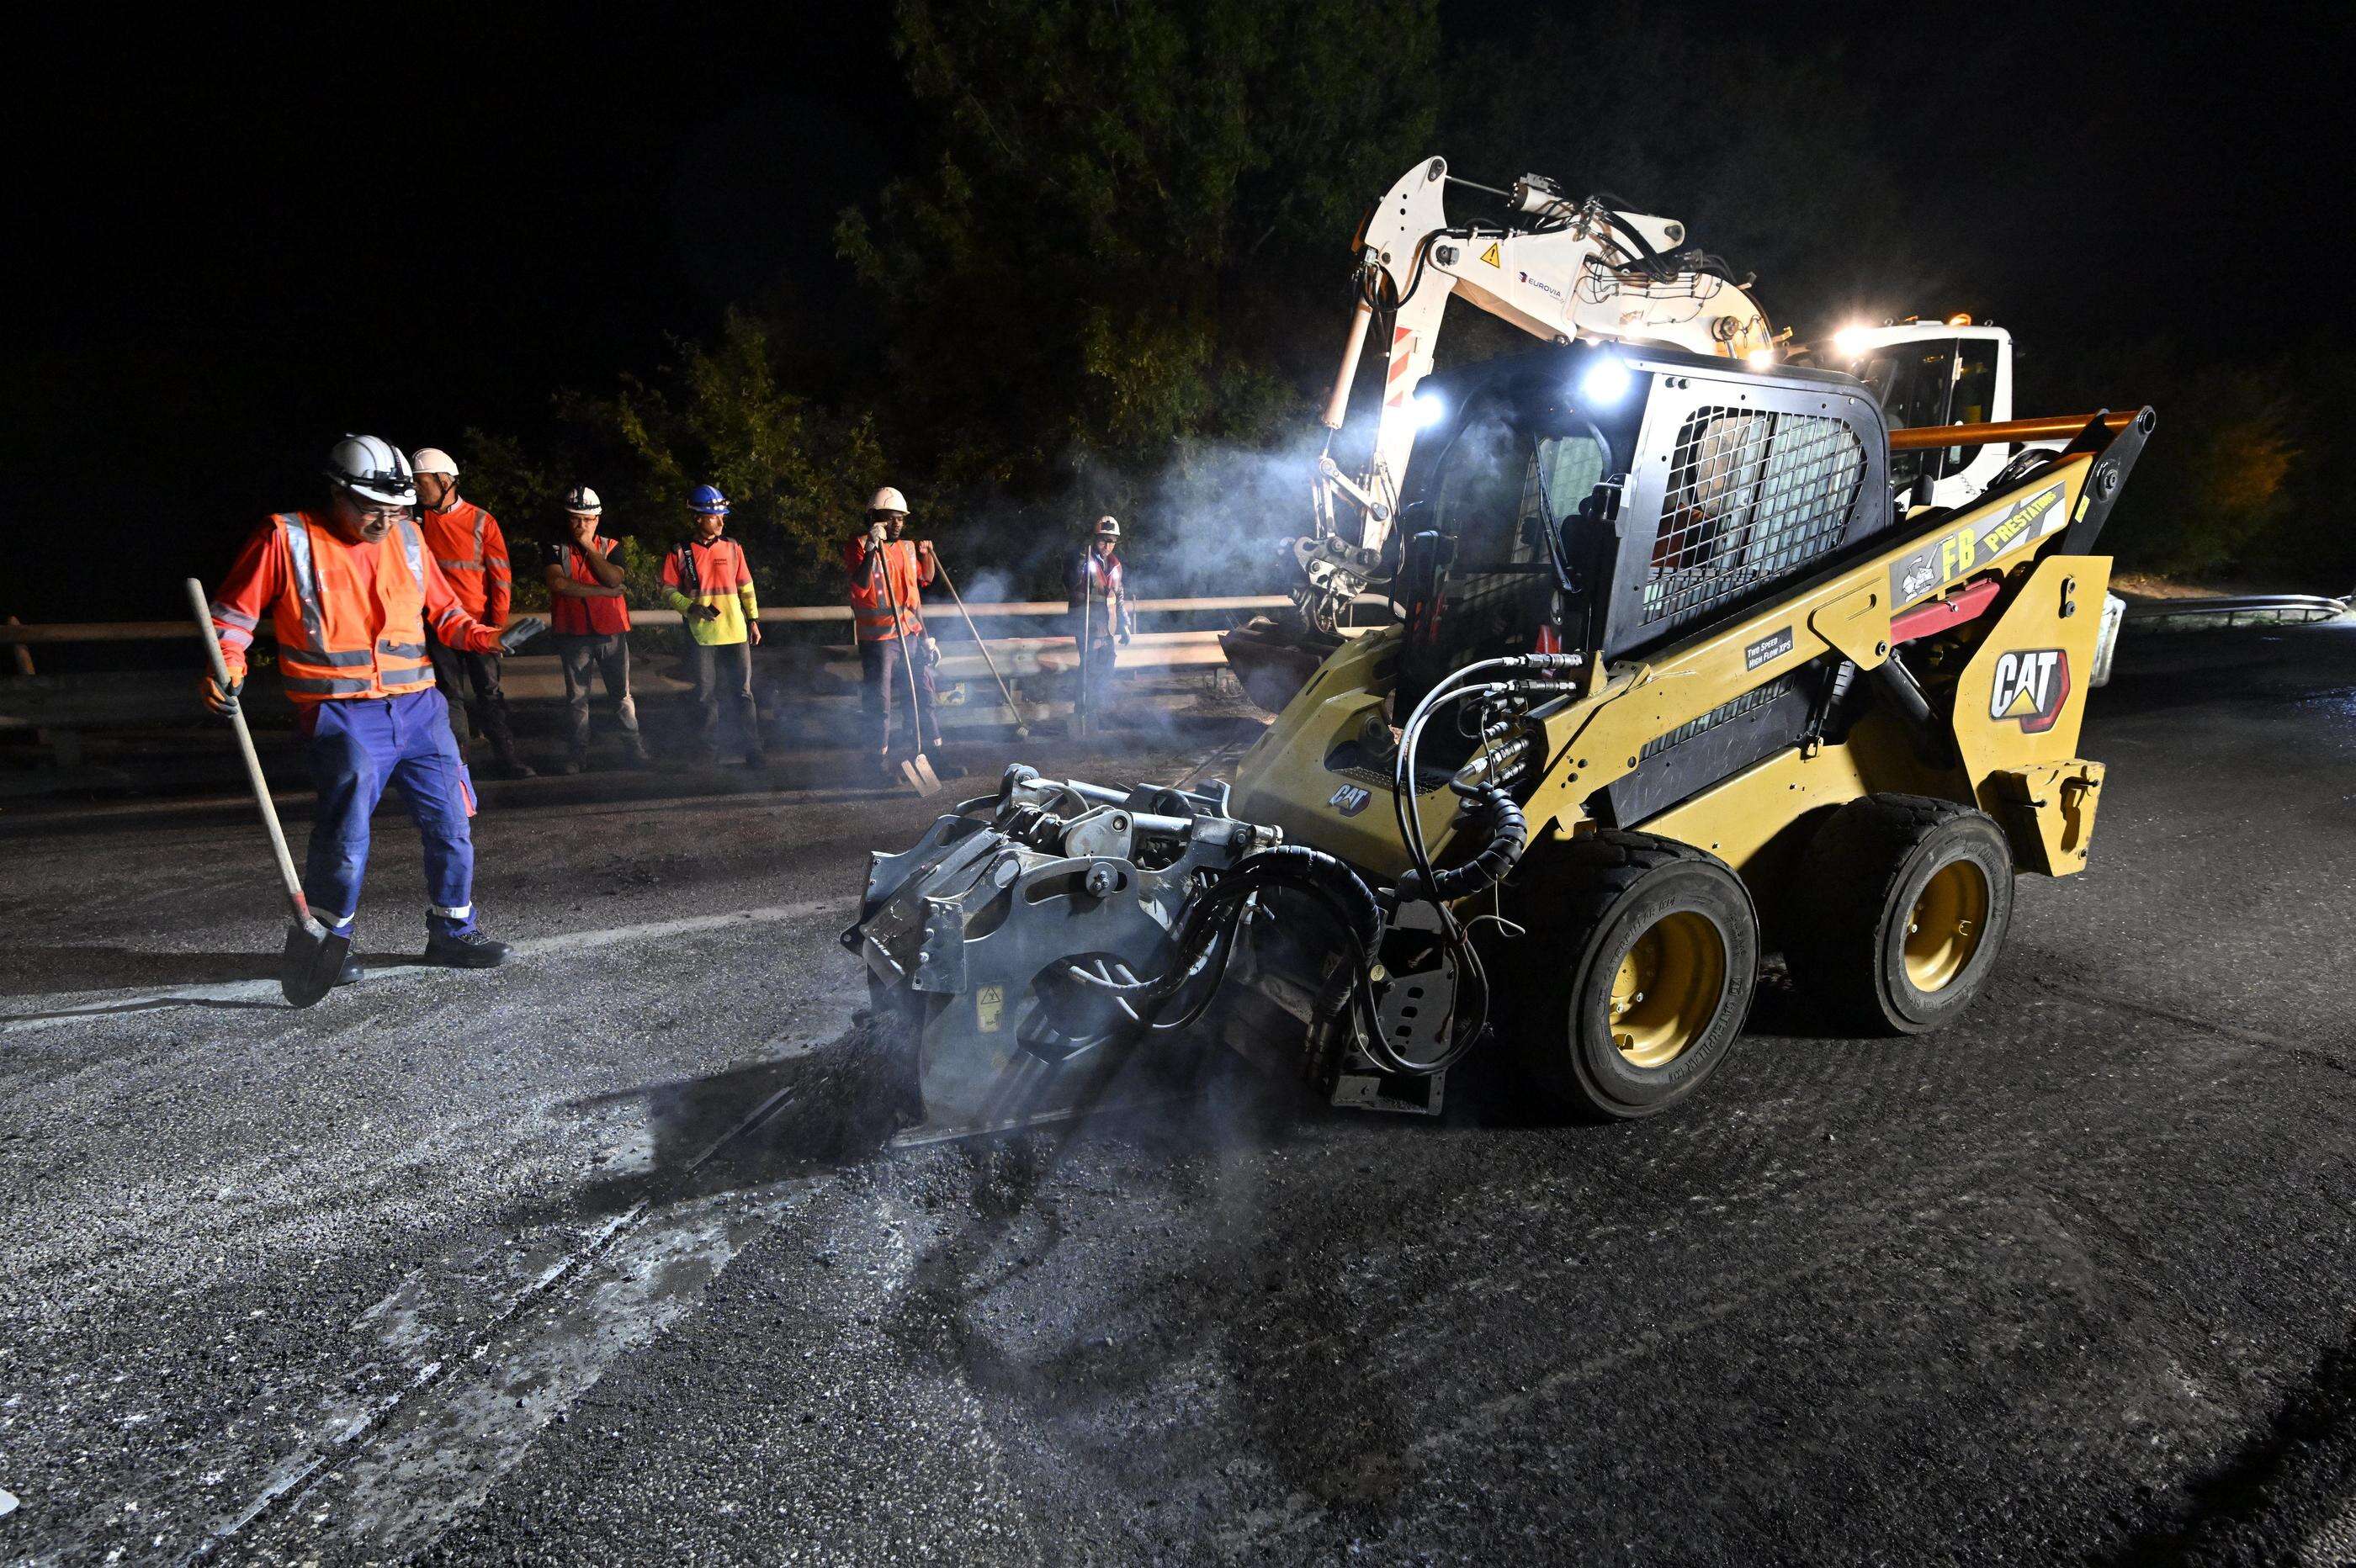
204,436 -> 1134,973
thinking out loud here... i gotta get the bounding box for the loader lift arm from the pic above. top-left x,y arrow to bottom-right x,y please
1292,157 -> 1775,633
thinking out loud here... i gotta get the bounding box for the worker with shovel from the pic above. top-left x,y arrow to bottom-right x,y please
845,486 -> 944,785
1065,515 -> 1133,734
200,435 -> 540,984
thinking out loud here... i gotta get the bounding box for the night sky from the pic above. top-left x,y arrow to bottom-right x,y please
6,4 -> 2335,637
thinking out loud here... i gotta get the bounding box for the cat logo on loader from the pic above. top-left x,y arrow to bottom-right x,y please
1989,649 -> 2069,733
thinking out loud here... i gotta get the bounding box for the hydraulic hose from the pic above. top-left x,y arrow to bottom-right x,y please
1065,845 -> 1388,1046
1390,779 -> 1526,907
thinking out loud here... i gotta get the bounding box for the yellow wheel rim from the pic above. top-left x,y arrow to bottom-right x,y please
1903,860 -> 1989,993
1609,911 -> 1727,1069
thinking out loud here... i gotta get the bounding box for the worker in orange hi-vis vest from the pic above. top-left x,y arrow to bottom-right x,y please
203,436 -> 544,974
844,485 -> 942,780
544,485 -> 650,772
411,446 -> 533,778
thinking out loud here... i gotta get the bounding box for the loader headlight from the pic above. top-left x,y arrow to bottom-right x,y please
1411,392 -> 1449,429
1832,326 -> 1871,359
1579,356 -> 1632,405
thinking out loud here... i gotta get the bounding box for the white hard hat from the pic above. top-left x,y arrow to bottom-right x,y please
327,435 -> 417,507
565,485 -> 602,516
1094,515 -> 1121,538
869,486 -> 909,516
409,447 -> 459,478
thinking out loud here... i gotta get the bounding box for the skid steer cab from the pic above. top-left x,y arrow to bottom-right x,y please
847,340 -> 2153,1139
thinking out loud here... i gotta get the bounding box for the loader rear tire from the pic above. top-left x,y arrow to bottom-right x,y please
1784,793 -> 2014,1036
1503,830 -> 1759,1120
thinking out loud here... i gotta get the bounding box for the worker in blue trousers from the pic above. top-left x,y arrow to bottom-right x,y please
204,436 -> 544,974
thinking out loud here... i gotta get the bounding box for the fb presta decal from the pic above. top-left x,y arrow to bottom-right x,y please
1889,482 -> 2067,603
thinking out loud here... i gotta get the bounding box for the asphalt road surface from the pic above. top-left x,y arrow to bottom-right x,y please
3,622 -> 2353,1566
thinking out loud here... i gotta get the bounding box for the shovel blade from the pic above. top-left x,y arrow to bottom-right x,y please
900,755 -> 945,796
281,919 -> 350,1009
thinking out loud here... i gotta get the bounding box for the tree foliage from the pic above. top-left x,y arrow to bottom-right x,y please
462,3 -> 2350,601
572,310 -> 888,601
836,0 -> 1441,490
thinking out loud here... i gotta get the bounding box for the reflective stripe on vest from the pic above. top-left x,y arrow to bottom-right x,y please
396,515 -> 426,580
279,511 -> 332,655
284,675 -> 376,697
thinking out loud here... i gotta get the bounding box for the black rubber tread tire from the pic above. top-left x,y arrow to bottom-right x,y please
1784,792 -> 2014,1036
1501,829 -> 1760,1120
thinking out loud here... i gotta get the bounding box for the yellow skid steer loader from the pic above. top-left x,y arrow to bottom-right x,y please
845,342 -> 2152,1136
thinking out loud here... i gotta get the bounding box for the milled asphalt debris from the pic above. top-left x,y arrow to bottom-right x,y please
2,635 -> 2355,1562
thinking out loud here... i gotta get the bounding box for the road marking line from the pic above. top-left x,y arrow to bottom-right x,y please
0,899 -> 849,1034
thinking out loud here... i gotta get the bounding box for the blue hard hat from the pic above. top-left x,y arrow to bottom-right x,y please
687,483 -> 730,516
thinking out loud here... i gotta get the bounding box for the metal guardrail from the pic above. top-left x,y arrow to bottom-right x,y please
2121,595 -> 2351,631
0,595 -> 1388,647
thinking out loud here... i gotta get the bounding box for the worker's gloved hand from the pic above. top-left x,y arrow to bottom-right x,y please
693,603 -> 723,622
867,522 -> 888,548
1117,632 -> 1132,647
496,617 -> 547,654
201,672 -> 242,718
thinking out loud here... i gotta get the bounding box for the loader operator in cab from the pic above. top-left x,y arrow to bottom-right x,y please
201,435 -> 542,975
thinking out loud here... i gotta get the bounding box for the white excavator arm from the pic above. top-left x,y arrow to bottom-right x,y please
1292,156 -> 1775,631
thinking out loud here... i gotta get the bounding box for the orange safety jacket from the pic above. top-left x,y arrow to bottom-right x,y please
209,511 -> 501,706
417,500 -> 512,625
843,537 -> 932,641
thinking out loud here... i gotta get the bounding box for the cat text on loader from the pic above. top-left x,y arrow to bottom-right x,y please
845,341 -> 2152,1137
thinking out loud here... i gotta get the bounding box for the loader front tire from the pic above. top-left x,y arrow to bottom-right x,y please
1503,830 -> 1759,1120
1784,793 -> 2014,1036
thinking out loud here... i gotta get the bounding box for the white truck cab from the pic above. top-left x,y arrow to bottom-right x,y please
1832,320 -> 2030,511
1833,316 -> 2126,682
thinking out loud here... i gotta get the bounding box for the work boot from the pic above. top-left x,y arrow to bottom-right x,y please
335,940 -> 363,987
558,752 -> 587,776
625,739 -> 653,768
743,750 -> 768,769
491,754 -> 538,780
423,927 -> 512,969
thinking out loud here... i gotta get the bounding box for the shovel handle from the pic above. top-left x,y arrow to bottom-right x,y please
186,579 -> 315,928
874,549 -> 928,750
929,553 -> 1027,728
